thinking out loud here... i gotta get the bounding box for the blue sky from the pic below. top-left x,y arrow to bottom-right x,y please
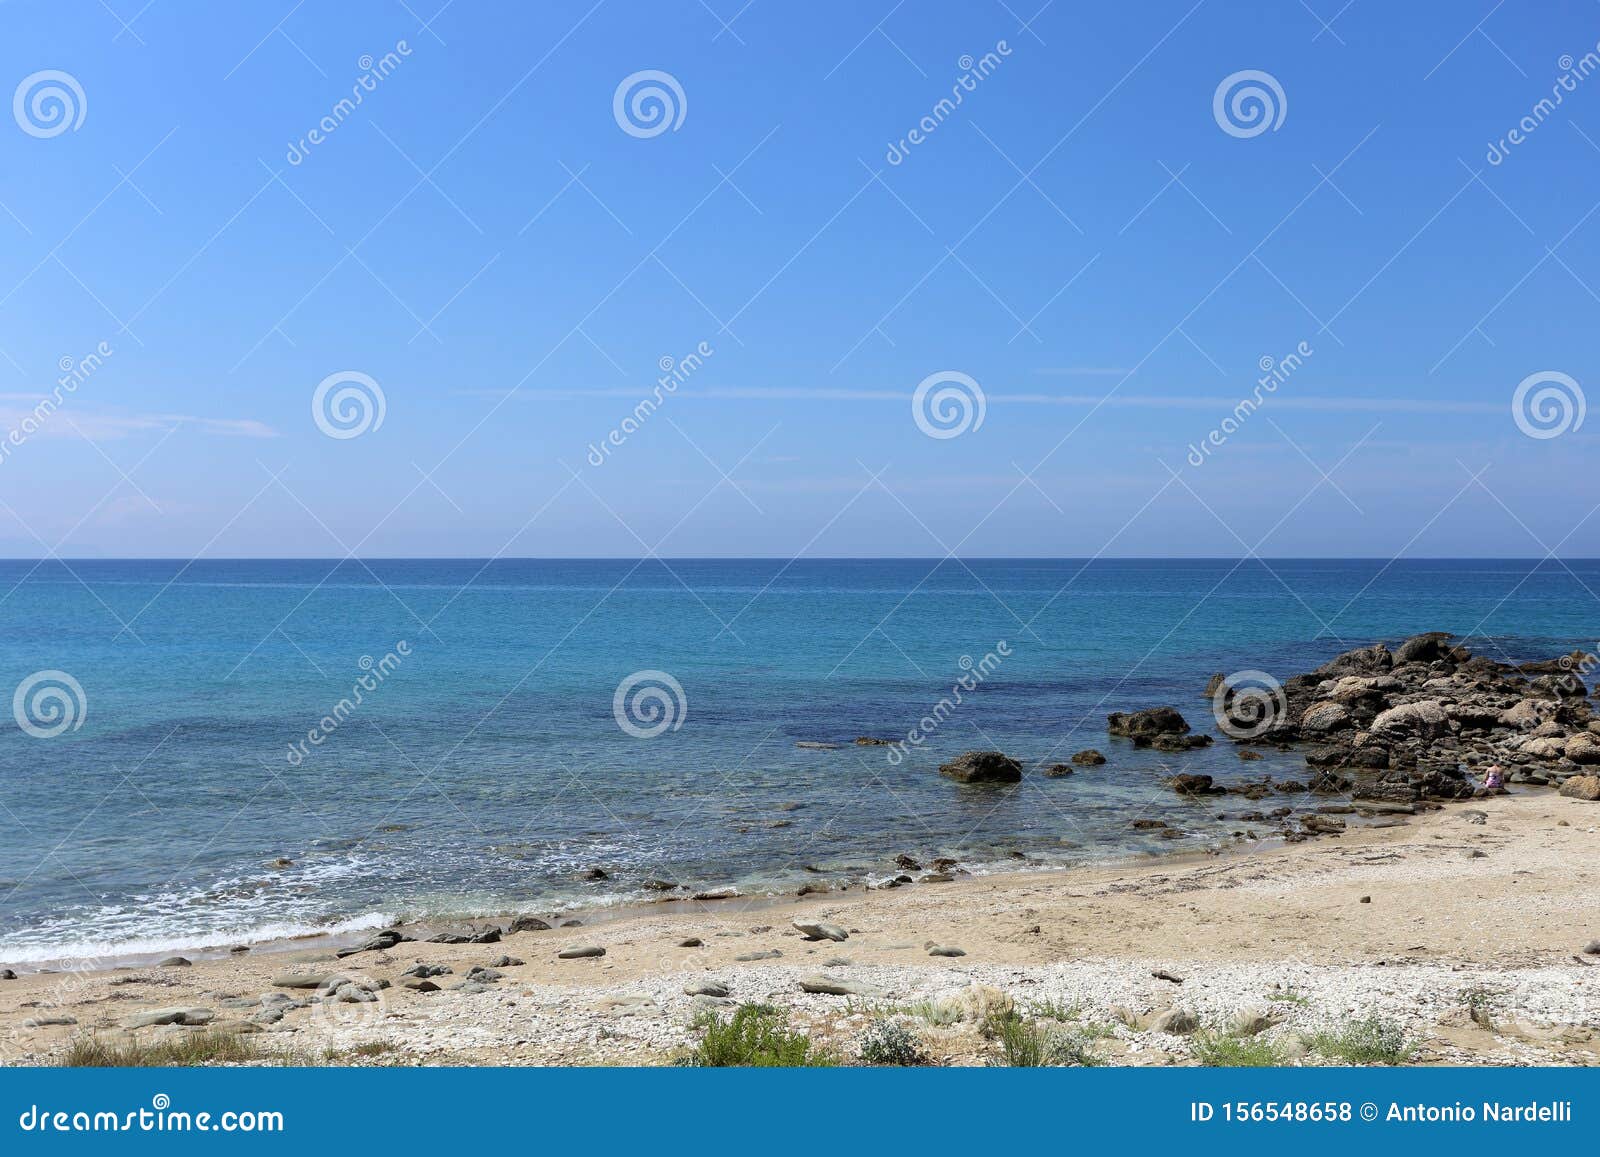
0,0 -> 1596,557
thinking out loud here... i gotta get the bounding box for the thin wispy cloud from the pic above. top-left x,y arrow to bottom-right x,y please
463,386 -> 1501,416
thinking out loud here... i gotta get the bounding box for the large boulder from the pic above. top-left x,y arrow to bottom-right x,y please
938,751 -> 1022,784
1393,632 -> 1453,665
1313,643 -> 1393,679
1300,702 -> 1353,733
1519,736 -> 1567,760
1559,775 -> 1600,801
1500,698 -> 1560,730
1532,673 -> 1587,699
1370,699 -> 1451,739
1107,707 -> 1189,738
1566,733 -> 1600,765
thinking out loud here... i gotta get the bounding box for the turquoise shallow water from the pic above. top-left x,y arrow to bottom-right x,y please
1,557 -> 1596,962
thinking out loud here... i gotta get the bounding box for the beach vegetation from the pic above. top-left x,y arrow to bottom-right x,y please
1025,996 -> 1084,1022
684,1003 -> 837,1067
1305,1016 -> 1415,1065
1265,987 -> 1310,1006
857,1017 -> 928,1065
1190,1029 -> 1288,1067
61,1031 -> 265,1067
990,1015 -> 1104,1067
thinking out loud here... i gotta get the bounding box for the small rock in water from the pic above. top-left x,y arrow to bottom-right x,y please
792,919 -> 848,942
938,751 -> 1023,784
1042,764 -> 1074,778
795,741 -> 839,750
1238,749 -> 1264,761
577,867 -> 608,881
557,945 -> 605,960
1071,749 -> 1107,766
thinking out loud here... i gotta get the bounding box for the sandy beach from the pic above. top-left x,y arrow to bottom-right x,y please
5,788 -> 1596,1067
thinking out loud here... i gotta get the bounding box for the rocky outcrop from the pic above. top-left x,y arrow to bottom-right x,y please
937,751 -> 1023,783
1260,633 -> 1597,801
1107,707 -> 1189,739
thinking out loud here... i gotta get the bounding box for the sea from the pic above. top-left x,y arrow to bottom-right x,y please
1,557 -> 1595,965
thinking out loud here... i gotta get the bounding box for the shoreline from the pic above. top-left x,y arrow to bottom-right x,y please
4,788 -> 1596,1066
0,832 -> 1279,976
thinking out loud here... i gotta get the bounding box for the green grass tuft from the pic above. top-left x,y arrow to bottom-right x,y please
1305,1016 -> 1415,1065
1190,1029 -> 1287,1067
61,1032 -> 265,1068
991,1016 -> 1103,1067
684,1003 -> 836,1067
